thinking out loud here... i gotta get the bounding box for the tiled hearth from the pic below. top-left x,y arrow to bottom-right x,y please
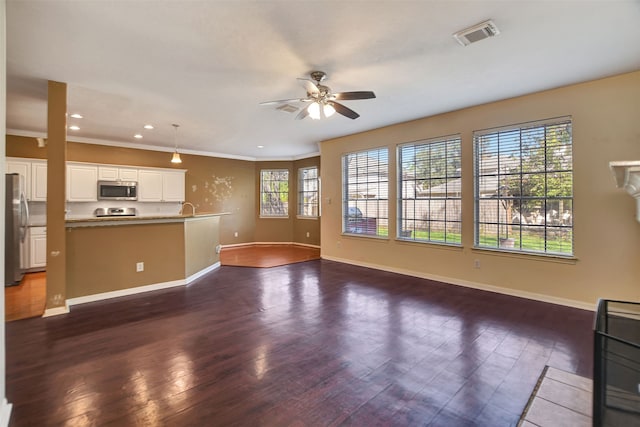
519,366 -> 592,426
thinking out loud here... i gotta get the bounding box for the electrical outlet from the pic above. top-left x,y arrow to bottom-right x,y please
474,259 -> 481,269
136,262 -> 144,272
234,231 -> 238,237
306,232 -> 310,238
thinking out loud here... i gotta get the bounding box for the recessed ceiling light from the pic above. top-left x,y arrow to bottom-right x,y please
68,125 -> 80,131
70,113 -> 83,119
134,134 -> 143,139
257,145 -> 264,149
143,124 -> 154,130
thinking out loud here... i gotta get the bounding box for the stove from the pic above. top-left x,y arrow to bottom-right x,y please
94,207 -> 137,217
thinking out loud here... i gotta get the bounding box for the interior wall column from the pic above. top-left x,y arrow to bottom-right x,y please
45,80 -> 67,314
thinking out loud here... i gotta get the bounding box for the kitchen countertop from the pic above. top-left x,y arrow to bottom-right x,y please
65,212 -> 229,228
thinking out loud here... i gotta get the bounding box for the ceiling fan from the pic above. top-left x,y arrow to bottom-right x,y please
260,71 -> 376,120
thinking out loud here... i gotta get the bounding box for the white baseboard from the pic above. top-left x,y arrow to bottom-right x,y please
321,255 -> 595,311
222,241 -> 320,249
42,303 -> 70,317
186,262 -> 220,284
67,279 -> 185,307
0,398 -> 12,427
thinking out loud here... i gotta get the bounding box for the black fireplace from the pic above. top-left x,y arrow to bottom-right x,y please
593,299 -> 640,426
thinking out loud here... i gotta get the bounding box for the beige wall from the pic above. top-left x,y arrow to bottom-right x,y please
254,161 -> 294,242
66,223 -> 185,298
253,157 -> 322,245
184,216 -> 220,278
320,71 -> 640,308
293,156 -> 321,246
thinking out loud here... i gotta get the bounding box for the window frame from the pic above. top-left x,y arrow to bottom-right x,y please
473,116 -> 573,257
297,166 -> 320,219
397,134 -> 462,246
259,169 -> 290,218
341,147 -> 389,238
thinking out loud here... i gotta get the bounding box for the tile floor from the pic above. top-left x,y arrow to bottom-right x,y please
519,366 -> 592,427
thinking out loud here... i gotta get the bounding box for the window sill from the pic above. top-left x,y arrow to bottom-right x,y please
259,215 -> 289,219
296,215 -> 319,220
471,246 -> 578,264
395,238 -> 463,250
341,232 -> 389,241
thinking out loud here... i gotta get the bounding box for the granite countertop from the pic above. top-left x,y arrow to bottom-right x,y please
65,212 -> 229,227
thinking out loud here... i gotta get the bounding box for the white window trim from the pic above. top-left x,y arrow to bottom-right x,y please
260,169 -> 290,218
397,134 -> 462,246
472,116 -> 573,257
297,166 -> 320,219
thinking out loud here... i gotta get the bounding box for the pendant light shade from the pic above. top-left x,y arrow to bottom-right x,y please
171,123 -> 182,164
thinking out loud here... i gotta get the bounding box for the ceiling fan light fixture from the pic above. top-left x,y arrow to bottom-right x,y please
323,103 -> 336,118
308,102 -> 321,120
171,123 -> 182,164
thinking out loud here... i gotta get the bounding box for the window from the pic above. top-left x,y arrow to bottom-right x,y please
398,135 -> 462,244
260,169 -> 289,217
342,148 -> 388,237
298,167 -> 319,218
474,117 -> 573,255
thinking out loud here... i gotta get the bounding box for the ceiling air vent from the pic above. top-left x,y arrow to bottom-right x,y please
453,20 -> 500,46
276,104 -> 299,114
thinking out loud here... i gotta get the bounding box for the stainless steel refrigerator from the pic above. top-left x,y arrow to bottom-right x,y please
5,173 -> 29,286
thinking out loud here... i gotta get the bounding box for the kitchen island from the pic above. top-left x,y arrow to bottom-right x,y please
65,213 -> 227,306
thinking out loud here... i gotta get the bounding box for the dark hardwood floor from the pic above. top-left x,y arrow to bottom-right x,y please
5,260 -> 593,426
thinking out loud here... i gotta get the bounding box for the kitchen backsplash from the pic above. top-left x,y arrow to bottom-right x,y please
65,201 -> 182,219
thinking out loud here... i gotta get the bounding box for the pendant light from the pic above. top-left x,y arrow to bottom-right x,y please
171,123 -> 182,164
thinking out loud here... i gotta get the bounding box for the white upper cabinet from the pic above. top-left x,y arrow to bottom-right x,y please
98,166 -> 139,182
137,170 -> 163,201
67,163 -> 98,201
162,171 -> 185,202
138,169 -> 185,202
31,160 -> 47,202
7,158 -> 48,202
8,157 -> 184,204
7,159 -> 32,200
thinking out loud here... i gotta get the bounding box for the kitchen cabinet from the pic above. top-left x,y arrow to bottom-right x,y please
138,169 -> 185,202
7,158 -> 47,202
7,159 -> 31,200
29,227 -> 47,268
31,160 -> 47,201
98,166 -> 139,182
162,171 -> 185,202
138,170 -> 163,201
67,164 -> 98,201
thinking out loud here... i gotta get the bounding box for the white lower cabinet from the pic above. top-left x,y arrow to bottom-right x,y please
29,227 -> 47,268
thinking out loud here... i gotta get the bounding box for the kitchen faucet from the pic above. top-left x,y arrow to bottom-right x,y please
179,202 -> 196,216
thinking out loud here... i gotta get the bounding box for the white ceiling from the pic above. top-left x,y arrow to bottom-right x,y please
6,1 -> 640,160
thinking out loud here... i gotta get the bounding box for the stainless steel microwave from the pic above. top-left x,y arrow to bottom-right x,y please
97,181 -> 138,201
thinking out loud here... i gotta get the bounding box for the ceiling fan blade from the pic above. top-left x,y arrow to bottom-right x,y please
333,91 -> 376,101
331,101 -> 360,120
297,78 -> 319,95
259,98 -> 307,106
295,105 -> 310,120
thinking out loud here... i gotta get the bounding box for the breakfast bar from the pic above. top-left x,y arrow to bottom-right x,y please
65,213 -> 227,305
